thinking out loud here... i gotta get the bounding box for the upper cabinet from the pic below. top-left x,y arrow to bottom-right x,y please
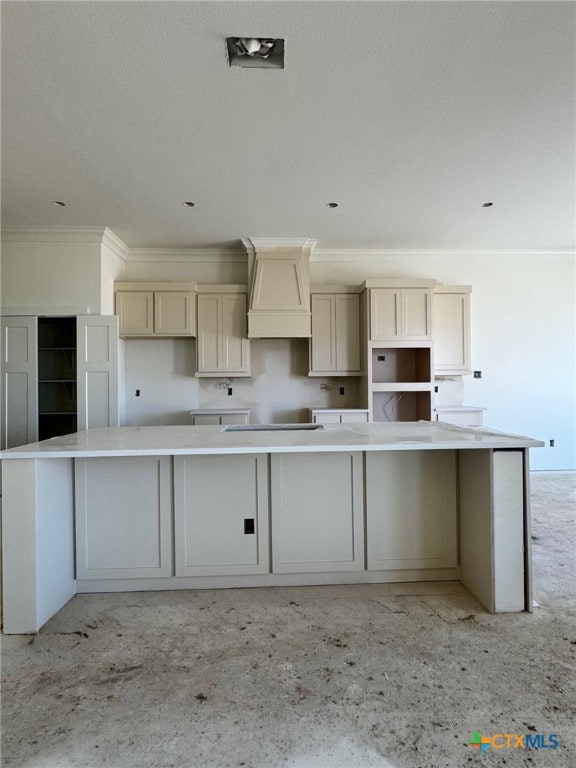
115,282 -> 196,337
433,286 -> 472,375
196,285 -> 251,377
364,280 -> 434,343
309,289 -> 362,376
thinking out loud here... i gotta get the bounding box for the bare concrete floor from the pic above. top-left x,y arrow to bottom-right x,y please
2,471 -> 575,768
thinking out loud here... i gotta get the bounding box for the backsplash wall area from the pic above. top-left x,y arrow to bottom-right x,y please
123,337 -> 362,426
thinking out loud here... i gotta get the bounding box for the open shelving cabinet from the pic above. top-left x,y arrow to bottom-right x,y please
38,317 -> 77,439
367,344 -> 433,422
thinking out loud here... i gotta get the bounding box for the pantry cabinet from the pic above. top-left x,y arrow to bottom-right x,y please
1,315 -> 119,448
115,282 -> 196,337
309,291 -> 362,376
174,454 -> 269,576
196,286 -> 251,377
433,286 -> 472,375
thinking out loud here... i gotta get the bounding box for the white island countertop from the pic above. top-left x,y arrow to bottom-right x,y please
0,422 -> 544,459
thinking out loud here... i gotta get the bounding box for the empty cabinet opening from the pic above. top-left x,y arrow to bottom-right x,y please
371,347 -> 431,383
38,317 -> 77,440
372,391 -> 431,422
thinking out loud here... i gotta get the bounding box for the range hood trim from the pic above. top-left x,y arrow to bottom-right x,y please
243,238 -> 317,339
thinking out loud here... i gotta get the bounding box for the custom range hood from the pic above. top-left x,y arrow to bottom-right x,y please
242,238 -> 316,338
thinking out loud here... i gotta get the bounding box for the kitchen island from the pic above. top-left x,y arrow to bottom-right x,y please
1,422 -> 543,633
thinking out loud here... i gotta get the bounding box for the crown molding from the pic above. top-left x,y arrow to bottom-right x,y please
311,248 -> 576,261
1,226 -> 110,244
124,248 -> 246,263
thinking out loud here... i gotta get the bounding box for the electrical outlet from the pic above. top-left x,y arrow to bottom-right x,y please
227,387 -> 233,396
474,370 -> 482,378
434,385 -> 439,393
339,387 -> 345,396
377,355 -> 386,362
549,439 -> 555,448
135,389 -> 141,397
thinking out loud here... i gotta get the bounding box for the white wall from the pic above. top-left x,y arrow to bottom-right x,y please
1,240 -> 102,315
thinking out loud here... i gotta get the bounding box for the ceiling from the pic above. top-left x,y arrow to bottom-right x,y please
2,1 -> 575,251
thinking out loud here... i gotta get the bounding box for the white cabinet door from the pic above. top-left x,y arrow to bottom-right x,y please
366,450 -> 457,570
154,291 -> 196,336
335,294 -> 361,373
370,288 -> 431,341
433,288 -> 471,374
174,454 -> 269,576
196,294 -> 221,373
370,289 -> 401,340
75,456 -> 172,579
222,293 -> 250,374
310,294 -> 361,375
271,452 -> 364,573
196,291 -> 251,376
402,289 -> 432,340
1,317 -> 38,448
115,291 -> 154,336
76,316 -> 119,430
310,294 -> 335,372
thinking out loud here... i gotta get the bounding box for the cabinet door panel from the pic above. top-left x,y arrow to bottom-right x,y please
75,457 -> 172,579
174,454 -> 269,576
76,316 -> 119,430
310,295 -> 336,372
154,291 -> 195,336
271,452 -> 364,572
366,450 -> 457,569
370,289 -> 401,340
116,291 -> 154,335
402,289 -> 432,340
1,317 -> 38,448
197,294 -> 222,373
222,293 -> 250,374
433,292 -> 471,373
335,295 -> 361,373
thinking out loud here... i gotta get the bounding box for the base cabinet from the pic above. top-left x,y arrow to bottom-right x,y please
174,454 -> 269,576
365,451 -> 458,570
270,452 -> 364,573
75,456 -> 172,579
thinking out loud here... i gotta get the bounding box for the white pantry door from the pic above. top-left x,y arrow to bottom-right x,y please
76,316 -> 119,430
1,316 -> 38,448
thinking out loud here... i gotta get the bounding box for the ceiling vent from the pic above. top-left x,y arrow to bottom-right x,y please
226,38 -> 284,69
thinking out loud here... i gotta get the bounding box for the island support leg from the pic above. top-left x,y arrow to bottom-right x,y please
459,448 -> 530,613
2,458 -> 76,634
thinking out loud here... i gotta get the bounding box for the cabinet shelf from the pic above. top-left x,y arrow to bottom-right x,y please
39,379 -> 76,383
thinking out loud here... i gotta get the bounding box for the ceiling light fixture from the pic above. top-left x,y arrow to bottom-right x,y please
226,37 -> 284,69
51,200 -> 66,207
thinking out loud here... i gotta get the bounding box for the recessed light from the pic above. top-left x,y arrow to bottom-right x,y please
482,202 -> 493,208
183,201 -> 196,207
327,202 -> 339,208
51,201 -> 66,207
